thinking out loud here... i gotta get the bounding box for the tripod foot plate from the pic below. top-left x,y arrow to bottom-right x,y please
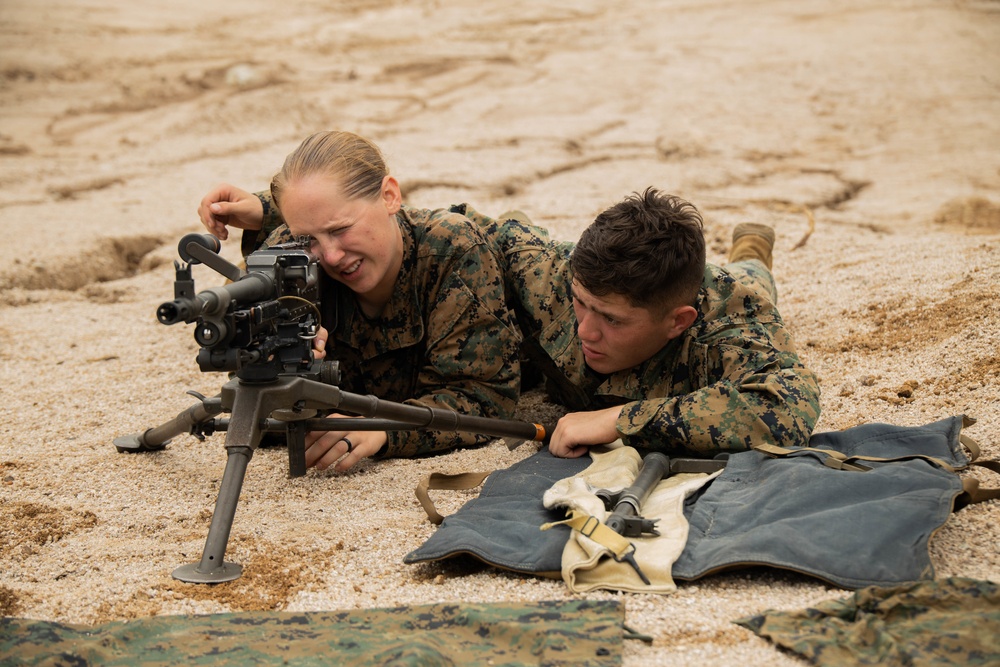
113,433 -> 169,453
172,560 -> 243,583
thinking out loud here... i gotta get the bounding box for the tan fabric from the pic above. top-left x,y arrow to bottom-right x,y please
729,222 -> 775,269
542,443 -> 721,594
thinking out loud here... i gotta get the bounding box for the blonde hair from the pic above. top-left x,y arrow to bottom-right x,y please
271,131 -> 388,207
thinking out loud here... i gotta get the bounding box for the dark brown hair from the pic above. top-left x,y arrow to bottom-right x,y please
571,187 -> 705,313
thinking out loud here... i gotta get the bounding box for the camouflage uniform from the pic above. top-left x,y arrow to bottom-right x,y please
1,599 -> 624,666
735,577 -> 1000,666
244,194 -> 521,458
456,204 -> 821,456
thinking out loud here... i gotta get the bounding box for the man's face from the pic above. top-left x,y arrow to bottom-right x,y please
571,279 -> 681,374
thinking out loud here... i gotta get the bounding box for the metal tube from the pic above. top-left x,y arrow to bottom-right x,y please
172,447 -> 251,583
113,395 -> 223,452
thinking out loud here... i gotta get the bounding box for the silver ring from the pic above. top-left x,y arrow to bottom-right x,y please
340,436 -> 353,453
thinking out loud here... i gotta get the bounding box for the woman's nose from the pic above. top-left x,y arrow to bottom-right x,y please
316,239 -> 344,266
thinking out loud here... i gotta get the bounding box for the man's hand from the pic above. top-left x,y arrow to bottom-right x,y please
304,417 -> 388,472
548,405 -> 623,458
197,183 -> 265,240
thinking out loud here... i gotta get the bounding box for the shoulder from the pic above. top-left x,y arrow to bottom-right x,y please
399,205 -> 489,258
396,207 -> 504,301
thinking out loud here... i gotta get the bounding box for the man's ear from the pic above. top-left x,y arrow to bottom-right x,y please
381,175 -> 402,214
666,305 -> 698,339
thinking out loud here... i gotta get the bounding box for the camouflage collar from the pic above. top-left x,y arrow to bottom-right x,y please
335,212 -> 424,357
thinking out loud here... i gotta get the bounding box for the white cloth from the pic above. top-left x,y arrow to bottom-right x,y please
542,442 -> 721,594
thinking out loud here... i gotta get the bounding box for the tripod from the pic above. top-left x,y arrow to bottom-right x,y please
114,363 -> 549,583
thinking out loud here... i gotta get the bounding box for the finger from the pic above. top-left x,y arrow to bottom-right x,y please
333,453 -> 359,472
213,197 -> 258,223
333,445 -> 364,472
304,432 -> 342,467
549,439 -> 586,459
314,448 -> 343,471
316,438 -> 354,471
549,425 -> 571,458
304,441 -> 333,468
196,207 -> 227,240
305,429 -> 344,447
313,335 -> 327,360
207,203 -> 231,238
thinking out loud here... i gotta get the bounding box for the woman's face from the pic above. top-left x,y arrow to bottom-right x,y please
279,173 -> 403,309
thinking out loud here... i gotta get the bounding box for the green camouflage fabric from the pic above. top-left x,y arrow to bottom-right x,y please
245,194 -> 521,458
0,599 -> 624,667
734,577 -> 1000,666
456,204 -> 821,455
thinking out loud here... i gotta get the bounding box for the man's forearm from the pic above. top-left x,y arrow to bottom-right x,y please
616,372 -> 821,454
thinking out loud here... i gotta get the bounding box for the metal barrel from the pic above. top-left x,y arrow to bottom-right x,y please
605,452 -> 671,535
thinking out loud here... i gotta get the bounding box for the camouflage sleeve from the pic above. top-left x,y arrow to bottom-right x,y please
379,227 -> 522,458
239,191 -> 291,257
616,328 -> 822,455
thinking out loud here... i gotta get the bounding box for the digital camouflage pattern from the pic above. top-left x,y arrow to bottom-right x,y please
456,204 -> 821,455
734,577 -> 1000,666
1,599 -> 624,666
247,194 -> 521,458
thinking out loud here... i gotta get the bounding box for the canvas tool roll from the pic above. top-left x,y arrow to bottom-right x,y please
407,415 -> 998,591
539,442 -> 721,594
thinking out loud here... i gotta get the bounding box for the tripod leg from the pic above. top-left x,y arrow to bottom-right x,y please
172,380 -> 272,583
172,446 -> 251,583
286,420 -> 307,478
113,394 -> 224,453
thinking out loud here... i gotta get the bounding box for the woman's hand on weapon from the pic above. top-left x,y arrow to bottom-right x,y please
312,326 -> 329,360
304,418 -> 388,472
197,182 -> 265,240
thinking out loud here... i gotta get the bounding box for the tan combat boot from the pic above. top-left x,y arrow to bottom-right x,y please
729,223 -> 775,270
499,210 -> 532,226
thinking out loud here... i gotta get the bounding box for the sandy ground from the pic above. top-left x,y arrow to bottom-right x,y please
2,0 -> 999,664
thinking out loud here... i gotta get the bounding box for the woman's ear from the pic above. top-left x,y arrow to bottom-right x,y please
381,175 -> 402,214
